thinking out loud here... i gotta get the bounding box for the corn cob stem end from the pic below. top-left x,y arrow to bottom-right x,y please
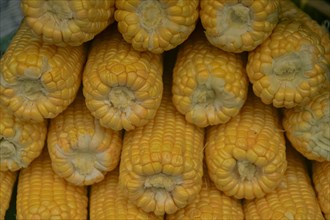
218,4 -> 252,36
237,160 -> 257,181
17,79 -> 45,100
192,85 -> 216,106
46,0 -> 73,20
0,139 -> 16,159
109,87 -> 136,110
71,152 -> 96,175
272,51 -> 312,81
137,0 -> 164,30
144,173 -> 179,191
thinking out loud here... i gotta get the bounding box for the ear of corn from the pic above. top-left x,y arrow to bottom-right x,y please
83,26 -> 163,131
47,91 -> 122,186
172,28 -> 248,127
165,164 -> 244,220
0,20 -> 86,123
16,149 -> 88,220
246,19 -> 328,108
0,107 -> 47,171
243,146 -> 325,220
90,167 -> 162,220
279,0 -> 330,72
283,84 -> 330,162
205,92 -> 287,200
0,171 -> 17,220
119,74 -> 205,216
114,0 -> 199,54
20,0 -> 115,47
312,161 -> 330,220
200,0 -> 280,53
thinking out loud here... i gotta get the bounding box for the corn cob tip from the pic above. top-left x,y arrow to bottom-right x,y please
200,0 -> 280,53
0,107 -> 47,171
21,0 -> 115,46
115,0 -> 199,53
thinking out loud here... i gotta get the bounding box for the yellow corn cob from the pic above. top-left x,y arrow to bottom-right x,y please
0,171 -> 17,220
243,146 -> 325,220
165,164 -> 244,220
16,149 -> 88,220
282,84 -> 330,161
205,92 -> 287,200
47,91 -> 122,186
200,0 -> 280,53
313,161 -> 330,220
90,167 -> 162,220
114,0 -> 199,54
0,21 -> 86,123
246,19 -> 328,108
21,0 -> 115,47
279,0 -> 330,70
119,75 -> 205,216
83,26 -> 163,131
0,107 -> 47,171
172,28 -> 248,127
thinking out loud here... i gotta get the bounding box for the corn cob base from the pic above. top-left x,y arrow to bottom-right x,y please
47,92 -> 122,186
21,0 -> 115,46
90,168 -> 162,220
83,27 -> 163,131
115,0 -> 199,53
243,146 -> 324,219
205,92 -> 287,200
0,108 -> 47,171
119,76 -> 204,216
200,0 -> 280,53
246,19 -> 327,108
0,21 -> 85,122
172,29 -> 248,127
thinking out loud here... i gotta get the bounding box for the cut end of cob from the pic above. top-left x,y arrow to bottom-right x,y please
45,0 -> 73,20
70,151 -> 97,176
237,160 -> 257,181
0,139 -> 16,159
109,87 -> 136,110
217,4 -> 252,37
189,78 -> 243,126
144,173 -> 181,192
191,85 -> 216,107
191,78 -> 240,110
306,116 -> 330,159
115,0 -> 199,53
201,0 -> 280,52
247,20 -> 327,108
21,0 -> 114,46
137,0 -> 164,30
52,131 -> 111,185
16,78 -> 46,101
137,173 -> 185,215
272,51 -> 312,81
283,87 -> 330,161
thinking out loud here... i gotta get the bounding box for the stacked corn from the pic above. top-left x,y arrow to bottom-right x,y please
119,73 -> 204,216
0,0 -> 329,219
